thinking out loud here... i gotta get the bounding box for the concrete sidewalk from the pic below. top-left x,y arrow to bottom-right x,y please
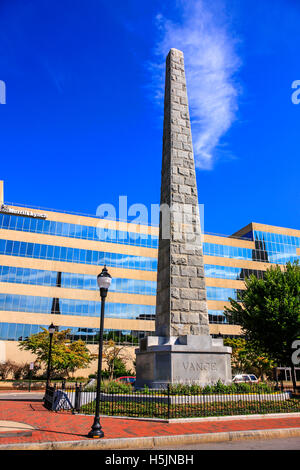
0,399 -> 299,450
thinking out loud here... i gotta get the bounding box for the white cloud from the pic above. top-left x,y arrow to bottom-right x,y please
152,0 -> 242,170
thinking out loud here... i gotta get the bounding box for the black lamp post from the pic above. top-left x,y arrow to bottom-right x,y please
46,323 -> 56,388
88,265 -> 112,439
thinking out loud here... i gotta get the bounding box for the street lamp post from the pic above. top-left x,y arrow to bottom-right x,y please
88,265 -> 112,439
46,323 -> 56,389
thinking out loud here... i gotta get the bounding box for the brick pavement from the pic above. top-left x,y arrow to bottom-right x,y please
0,400 -> 299,448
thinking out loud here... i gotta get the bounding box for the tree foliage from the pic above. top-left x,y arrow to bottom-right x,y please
224,261 -> 300,375
102,339 -> 132,379
19,328 -> 94,378
223,337 -> 276,379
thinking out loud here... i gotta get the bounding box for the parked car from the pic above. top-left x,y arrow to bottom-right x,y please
232,374 -> 259,383
115,376 -> 136,384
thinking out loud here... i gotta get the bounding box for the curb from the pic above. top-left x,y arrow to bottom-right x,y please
0,427 -> 299,450
164,411 -> 300,423
88,411 -> 300,423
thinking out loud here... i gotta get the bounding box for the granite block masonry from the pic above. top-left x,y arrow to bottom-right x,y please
135,48 -> 232,388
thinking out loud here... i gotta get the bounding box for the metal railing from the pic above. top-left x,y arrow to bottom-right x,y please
43,383 -> 300,419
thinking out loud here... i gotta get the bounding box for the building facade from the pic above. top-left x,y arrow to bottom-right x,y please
0,180 -> 299,374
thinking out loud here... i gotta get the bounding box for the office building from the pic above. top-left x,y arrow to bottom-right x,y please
0,180 -> 299,374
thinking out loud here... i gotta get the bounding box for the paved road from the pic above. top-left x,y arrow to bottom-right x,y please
0,392 -> 43,401
144,436 -> 300,450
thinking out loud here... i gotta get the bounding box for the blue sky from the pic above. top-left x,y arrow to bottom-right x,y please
0,0 -> 299,235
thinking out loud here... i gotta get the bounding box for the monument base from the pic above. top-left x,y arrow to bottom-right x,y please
135,335 -> 232,389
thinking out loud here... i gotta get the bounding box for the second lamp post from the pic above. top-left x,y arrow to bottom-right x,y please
88,265 -> 112,439
46,322 -> 56,388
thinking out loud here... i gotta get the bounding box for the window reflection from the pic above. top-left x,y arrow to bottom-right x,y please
204,264 -> 265,280
0,293 -> 155,319
0,239 -> 158,271
0,321 -> 154,345
203,241 -> 299,265
208,310 -> 230,324
0,214 -> 159,249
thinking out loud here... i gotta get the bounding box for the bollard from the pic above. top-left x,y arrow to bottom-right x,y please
167,384 -> 170,420
74,383 -> 82,413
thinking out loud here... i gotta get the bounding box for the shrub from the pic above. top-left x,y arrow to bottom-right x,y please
202,385 -> 213,394
141,385 -> 150,394
67,376 -> 86,382
11,363 -> 37,380
212,380 -> 228,394
166,381 -> 274,395
168,384 -> 191,395
256,382 -> 273,392
0,361 -> 15,380
189,384 -> 202,395
84,379 -> 133,394
101,380 -> 133,394
20,363 -> 41,379
13,381 -> 45,390
234,382 -> 252,393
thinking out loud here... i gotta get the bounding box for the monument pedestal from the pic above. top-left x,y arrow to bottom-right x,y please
135,335 -> 232,389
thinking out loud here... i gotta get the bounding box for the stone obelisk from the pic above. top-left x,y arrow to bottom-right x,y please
135,49 -> 231,388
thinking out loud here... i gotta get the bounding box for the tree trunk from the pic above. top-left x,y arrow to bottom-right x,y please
109,364 -> 114,381
291,363 -> 297,392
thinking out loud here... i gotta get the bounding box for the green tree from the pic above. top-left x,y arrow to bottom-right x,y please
224,261 -> 300,389
102,339 -> 132,379
223,337 -> 276,380
19,328 -> 94,378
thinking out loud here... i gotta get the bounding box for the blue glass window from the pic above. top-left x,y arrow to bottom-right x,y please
0,213 -> 159,249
